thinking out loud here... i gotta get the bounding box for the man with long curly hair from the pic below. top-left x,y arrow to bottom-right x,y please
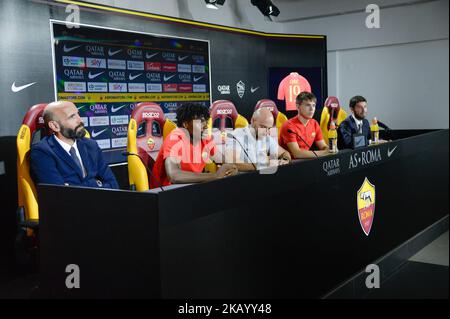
151,103 -> 238,188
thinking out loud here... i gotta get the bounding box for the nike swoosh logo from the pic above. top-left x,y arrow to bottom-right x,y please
251,87 -> 260,93
77,105 -> 86,111
193,76 -> 204,82
178,55 -> 189,62
111,104 -> 127,113
91,128 -> 108,138
108,48 -> 122,57
88,71 -> 104,79
387,146 -> 398,157
11,81 -> 36,93
129,73 -> 142,81
146,52 -> 159,59
63,44 -> 82,53
164,74 -> 176,81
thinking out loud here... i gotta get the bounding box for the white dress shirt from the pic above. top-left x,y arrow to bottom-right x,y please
226,126 -> 278,169
53,135 -> 86,177
352,114 -> 363,133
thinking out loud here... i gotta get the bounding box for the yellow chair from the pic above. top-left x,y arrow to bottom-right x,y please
17,104 -> 92,228
127,102 -> 176,191
320,96 -> 348,144
17,104 -> 48,230
254,99 -> 288,137
16,103 -> 90,266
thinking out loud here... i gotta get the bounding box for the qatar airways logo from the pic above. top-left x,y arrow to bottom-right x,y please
146,72 -> 161,82
127,49 -> 143,59
108,71 -> 126,81
217,109 -> 233,115
162,52 -> 176,62
163,102 -> 177,110
89,104 -> 108,114
85,45 -> 105,56
218,85 -> 230,95
64,69 -> 84,80
323,158 -> 341,176
142,112 -> 160,119
178,74 -> 191,83
111,126 -> 128,137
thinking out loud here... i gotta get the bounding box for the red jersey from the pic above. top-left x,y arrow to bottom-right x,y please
277,73 -> 312,111
151,128 -> 216,188
279,116 -> 323,154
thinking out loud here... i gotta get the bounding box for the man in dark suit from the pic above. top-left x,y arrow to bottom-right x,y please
338,95 -> 372,149
30,101 -> 119,189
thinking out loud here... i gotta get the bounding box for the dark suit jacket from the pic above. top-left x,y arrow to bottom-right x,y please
30,135 -> 119,189
338,116 -> 371,149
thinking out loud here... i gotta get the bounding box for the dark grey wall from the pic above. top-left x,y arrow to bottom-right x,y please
0,0 -> 326,136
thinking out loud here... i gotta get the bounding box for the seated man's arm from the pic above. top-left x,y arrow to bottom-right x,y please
315,139 -> 330,152
222,139 -> 257,171
286,142 -> 327,159
165,156 -> 237,184
338,122 -> 353,149
30,148 -> 66,185
91,143 -> 119,189
233,162 -> 257,172
277,144 -> 291,165
225,150 -> 257,171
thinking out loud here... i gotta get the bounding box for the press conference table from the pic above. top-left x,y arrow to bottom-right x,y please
37,130 -> 449,298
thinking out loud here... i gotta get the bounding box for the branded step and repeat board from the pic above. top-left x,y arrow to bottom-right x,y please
51,21 -> 211,163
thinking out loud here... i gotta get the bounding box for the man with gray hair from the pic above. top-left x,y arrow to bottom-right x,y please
30,101 -> 118,189
225,108 -> 291,171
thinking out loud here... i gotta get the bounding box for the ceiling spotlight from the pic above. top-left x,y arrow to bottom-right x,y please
251,0 -> 280,18
205,0 -> 225,10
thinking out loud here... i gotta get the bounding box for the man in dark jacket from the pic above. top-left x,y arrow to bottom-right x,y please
31,101 -> 118,189
338,95 -> 372,149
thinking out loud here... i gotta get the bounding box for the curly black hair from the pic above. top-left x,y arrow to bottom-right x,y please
176,103 -> 210,127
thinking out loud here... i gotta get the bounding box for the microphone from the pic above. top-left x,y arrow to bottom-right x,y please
287,129 -> 318,158
376,120 -> 393,140
122,151 -> 165,192
377,120 -> 390,131
226,133 -> 258,171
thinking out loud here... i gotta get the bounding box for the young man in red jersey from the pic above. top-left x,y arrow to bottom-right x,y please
279,92 -> 330,159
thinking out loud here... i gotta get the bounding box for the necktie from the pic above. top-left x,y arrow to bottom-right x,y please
358,123 -> 362,134
69,146 -> 85,177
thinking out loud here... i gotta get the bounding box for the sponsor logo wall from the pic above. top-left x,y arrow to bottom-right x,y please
53,23 -> 210,160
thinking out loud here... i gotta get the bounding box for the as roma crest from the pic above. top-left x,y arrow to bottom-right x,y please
357,177 -> 376,236
236,81 -> 245,99
147,137 -> 155,151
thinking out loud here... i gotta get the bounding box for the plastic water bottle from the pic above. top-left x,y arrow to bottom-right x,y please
370,117 -> 379,144
328,121 -> 338,153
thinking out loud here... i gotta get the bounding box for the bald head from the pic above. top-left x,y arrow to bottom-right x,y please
251,108 -> 274,128
44,101 -> 85,141
43,101 -> 76,126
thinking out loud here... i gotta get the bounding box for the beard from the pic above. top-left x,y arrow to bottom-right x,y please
60,123 -> 86,139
